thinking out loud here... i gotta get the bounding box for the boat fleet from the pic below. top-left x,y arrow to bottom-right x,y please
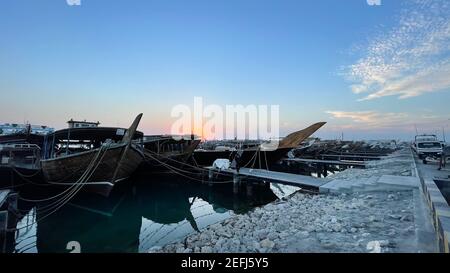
0,114 -> 327,196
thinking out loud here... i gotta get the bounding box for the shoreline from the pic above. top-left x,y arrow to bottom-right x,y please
152,149 -> 438,253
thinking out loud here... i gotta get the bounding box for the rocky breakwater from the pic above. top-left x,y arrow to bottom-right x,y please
152,190 -> 425,253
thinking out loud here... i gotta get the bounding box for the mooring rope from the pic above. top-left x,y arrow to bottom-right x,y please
144,145 -> 260,175
0,181 -> 29,190
31,143 -> 110,216
143,145 -> 270,184
18,143 -> 108,203
144,152 -> 234,184
10,166 -> 41,178
12,142 -> 112,232
144,148 -> 235,177
32,141 -> 111,214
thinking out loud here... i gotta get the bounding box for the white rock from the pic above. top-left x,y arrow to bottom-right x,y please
267,232 -> 278,240
255,230 -> 268,240
183,248 -> 193,253
332,223 -> 343,232
379,240 -> 389,247
201,246 -> 213,253
388,214 -> 402,220
366,240 -> 388,253
259,239 -> 275,249
217,230 -> 233,238
176,247 -> 186,253
298,231 -> 309,238
232,239 -> 241,246
199,233 -> 210,242
400,215 -> 413,222
275,222 -> 288,232
148,246 -> 162,253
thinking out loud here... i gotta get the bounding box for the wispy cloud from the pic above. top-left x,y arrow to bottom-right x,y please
326,110 -> 409,128
344,0 -> 450,100
326,110 -> 448,134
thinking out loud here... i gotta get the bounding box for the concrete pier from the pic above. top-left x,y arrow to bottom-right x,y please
205,167 -> 327,190
414,154 -> 450,253
284,158 -> 366,167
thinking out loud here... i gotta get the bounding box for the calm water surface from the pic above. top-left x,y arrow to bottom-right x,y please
8,173 -> 299,253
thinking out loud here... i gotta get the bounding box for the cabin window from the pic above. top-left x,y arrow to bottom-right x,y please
418,142 -> 441,148
1,156 -> 9,164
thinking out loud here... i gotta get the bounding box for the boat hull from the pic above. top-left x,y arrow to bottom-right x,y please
0,166 -> 43,188
41,144 -> 143,196
140,138 -> 200,172
191,122 -> 327,169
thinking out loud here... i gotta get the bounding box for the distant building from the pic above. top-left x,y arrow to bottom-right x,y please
0,123 -> 54,136
67,119 -> 100,129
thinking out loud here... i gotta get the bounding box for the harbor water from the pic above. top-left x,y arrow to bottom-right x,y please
8,173 -> 299,253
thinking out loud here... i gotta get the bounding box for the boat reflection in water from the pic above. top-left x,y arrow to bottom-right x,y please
12,174 -> 298,253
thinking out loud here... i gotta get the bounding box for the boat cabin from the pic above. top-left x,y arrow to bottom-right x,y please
42,127 -> 144,160
67,119 -> 100,129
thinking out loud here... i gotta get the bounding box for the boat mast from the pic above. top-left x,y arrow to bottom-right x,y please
111,113 -> 143,183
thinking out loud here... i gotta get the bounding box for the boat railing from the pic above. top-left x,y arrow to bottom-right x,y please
0,144 -> 41,169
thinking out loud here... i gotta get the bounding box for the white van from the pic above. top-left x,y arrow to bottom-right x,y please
413,134 -> 444,162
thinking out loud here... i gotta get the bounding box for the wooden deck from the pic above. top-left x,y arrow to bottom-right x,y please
206,167 -> 327,189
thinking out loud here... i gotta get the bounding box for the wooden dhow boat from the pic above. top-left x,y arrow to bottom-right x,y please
0,124 -> 51,149
191,122 -> 326,169
40,114 -> 144,196
140,134 -> 200,172
0,143 -> 43,186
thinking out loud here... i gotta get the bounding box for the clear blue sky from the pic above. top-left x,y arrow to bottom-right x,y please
1,0 -> 449,140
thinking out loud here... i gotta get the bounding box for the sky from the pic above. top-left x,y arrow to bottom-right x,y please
0,0 -> 449,140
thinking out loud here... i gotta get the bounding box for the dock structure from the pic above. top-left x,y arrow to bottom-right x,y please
1,190 -> 11,252
0,190 -> 10,208
312,154 -> 381,161
283,158 -> 367,167
205,167 -> 327,190
1,189 -> 19,253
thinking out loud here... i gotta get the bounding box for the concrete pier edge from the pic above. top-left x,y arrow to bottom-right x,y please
407,148 -> 450,252
420,178 -> 450,253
